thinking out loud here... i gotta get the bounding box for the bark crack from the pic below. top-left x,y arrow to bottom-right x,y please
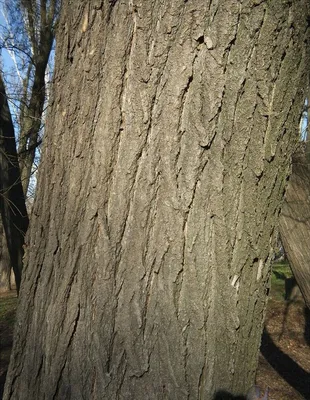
52,303 -> 81,399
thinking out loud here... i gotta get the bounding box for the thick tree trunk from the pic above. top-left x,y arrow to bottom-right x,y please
0,73 -> 29,294
4,1 -> 309,399
280,145 -> 310,308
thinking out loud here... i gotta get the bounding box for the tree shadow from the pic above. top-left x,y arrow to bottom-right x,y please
261,327 -> 310,398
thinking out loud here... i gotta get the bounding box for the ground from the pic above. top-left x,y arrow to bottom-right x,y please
257,298 -> 310,399
0,291 -> 17,400
256,262 -> 310,400
0,263 -> 309,399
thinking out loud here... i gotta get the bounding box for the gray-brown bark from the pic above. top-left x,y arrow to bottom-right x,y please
280,145 -> 310,308
0,72 -> 29,294
4,1 -> 310,399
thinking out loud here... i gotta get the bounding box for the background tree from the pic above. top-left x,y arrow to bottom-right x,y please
0,0 -> 59,291
278,92 -> 310,308
0,70 -> 28,293
3,1 -> 310,399
280,143 -> 310,308
0,222 -> 11,292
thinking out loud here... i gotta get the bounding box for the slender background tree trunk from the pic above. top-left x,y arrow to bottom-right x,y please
0,73 -> 29,294
17,1 -> 56,194
0,220 -> 11,292
4,1 -> 310,399
0,0 -> 59,292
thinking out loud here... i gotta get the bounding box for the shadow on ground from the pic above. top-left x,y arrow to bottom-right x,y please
261,326 -> 310,399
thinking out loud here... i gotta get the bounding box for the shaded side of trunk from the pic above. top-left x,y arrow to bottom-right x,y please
280,145 -> 310,308
0,73 -> 29,293
4,1 -> 310,399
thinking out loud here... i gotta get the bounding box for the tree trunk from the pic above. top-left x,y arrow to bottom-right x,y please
18,36 -> 54,194
280,145 -> 310,308
17,0 -> 58,195
0,72 -> 29,294
0,219 -> 11,293
4,1 -> 309,399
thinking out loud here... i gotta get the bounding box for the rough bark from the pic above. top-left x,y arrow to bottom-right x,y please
4,1 -> 310,399
280,145 -> 310,308
0,72 -> 29,294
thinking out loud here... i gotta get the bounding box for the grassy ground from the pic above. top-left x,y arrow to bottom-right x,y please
270,262 -> 294,300
0,263 -> 309,399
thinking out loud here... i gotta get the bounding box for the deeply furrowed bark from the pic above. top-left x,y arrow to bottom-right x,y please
4,1 -> 310,399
